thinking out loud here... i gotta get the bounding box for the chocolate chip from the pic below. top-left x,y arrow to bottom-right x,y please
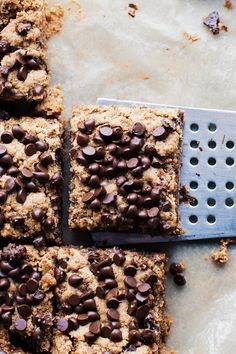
1,131 -> 13,144
33,327 -> 44,342
17,304 -> 31,318
169,262 -> 183,275
4,178 -> 15,192
33,171 -> 49,183
141,156 -> 151,170
135,293 -> 147,304
173,273 -> 186,286
124,265 -> 137,276
124,276 -> 137,289
18,283 -> 27,296
51,171 -> 63,186
145,273 -> 157,286
152,126 -> 168,140
77,133 -> 89,146
0,278 -> 10,290
130,137 -> 142,151
67,294 -> 80,306
96,286 -> 105,300
88,175 -> 100,187
88,163 -> 100,175
77,313 -> 89,325
12,215 -> 24,227
12,125 -> 25,140
82,191 -> 95,204
147,207 -> 159,218
137,283 -> 151,294
117,160 -> 127,171
101,325 -> 112,338
100,266 -> 114,278
89,320 -> 101,335
112,127 -> 123,140
142,329 -> 156,344
16,189 -> 27,204
15,318 -> 27,331
22,133 -> 37,145
110,329 -> 122,342
127,157 -> 139,169
203,11 -> 220,35
132,122 -> 145,136
32,207 -> 44,221
0,40 -> 10,55
93,132 -> 105,145
25,143 -> 37,156
33,84 -> 44,96
129,329 -> 140,343
0,154 -> 12,168
68,274 -> 83,288
99,126 -> 113,139
0,145 -> 7,157
107,297 -> 119,309
16,23 -> 32,35
26,279 -> 38,293
0,191 -> 7,204
84,331 -> 97,344
57,318 -> 69,333
126,205 -> 138,217
17,66 -> 28,81
102,192 -> 116,205
26,58 -> 40,70
82,146 -> 96,158
40,152 -> 52,166
90,198 -> 101,211
116,176 -> 126,187
113,252 -> 126,266
136,304 -> 150,320
162,201 -> 171,212
107,308 -> 120,321
83,298 -> 97,310
84,118 -> 95,132
21,168 -> 33,180
88,311 -> 100,321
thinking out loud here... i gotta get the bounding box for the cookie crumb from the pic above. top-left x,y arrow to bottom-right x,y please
224,0 -> 234,9
211,239 -> 233,264
183,32 -> 200,42
203,11 -> 227,35
128,3 -> 138,18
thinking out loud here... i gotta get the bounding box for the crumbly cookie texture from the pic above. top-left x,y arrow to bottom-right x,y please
0,244 -> 58,353
0,47 -> 49,102
52,246 -> 169,354
0,116 -> 63,245
33,85 -> 64,118
69,105 -> 184,235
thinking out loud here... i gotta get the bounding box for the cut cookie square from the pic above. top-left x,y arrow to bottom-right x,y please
69,105 -> 184,235
0,116 -> 63,245
52,247 -> 169,354
0,243 -> 58,353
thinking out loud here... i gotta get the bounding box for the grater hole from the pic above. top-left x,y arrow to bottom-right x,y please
225,198 -> 234,207
190,181 -> 198,190
226,140 -> 234,149
208,181 -> 216,190
226,181 -> 234,190
226,157 -> 234,166
190,123 -> 199,132
208,140 -> 216,149
207,198 -> 216,207
208,123 -> 217,132
190,157 -> 199,166
190,140 -> 199,149
207,215 -> 216,224
190,198 -> 198,207
208,157 -> 216,166
189,215 -> 198,223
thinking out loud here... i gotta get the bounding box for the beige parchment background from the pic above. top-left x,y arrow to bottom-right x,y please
48,1 -> 236,353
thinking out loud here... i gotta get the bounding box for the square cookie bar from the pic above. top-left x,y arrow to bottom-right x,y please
0,116 -> 63,245
69,105 -> 184,235
0,243 -> 57,353
0,48 -> 49,102
52,247 -> 169,354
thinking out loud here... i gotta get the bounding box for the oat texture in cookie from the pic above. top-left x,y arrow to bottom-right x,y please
52,247 -> 169,354
69,105 -> 184,235
0,116 -> 63,245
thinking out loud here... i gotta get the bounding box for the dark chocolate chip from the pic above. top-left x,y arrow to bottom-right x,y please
99,126 -> 113,139
137,283 -> 151,294
17,304 -> 31,318
107,308 -> 120,321
136,304 -> 150,320
162,201 -> 171,212
129,329 -> 140,343
88,175 -> 100,187
169,262 -> 183,275
113,252 -> 126,266
77,313 -> 89,325
33,327 -> 45,342
106,297 -> 119,309
203,11 -> 220,35
0,40 -> 10,55
100,266 -> 114,278
141,156 -> 151,169
0,191 -> 7,204
4,178 -> 15,192
173,273 -> 186,286
127,205 -> 138,217
132,122 -> 146,137
152,126 -> 168,140
89,320 -> 101,335
77,133 -> 89,146
127,157 -> 139,169
17,66 -> 28,81
32,207 -> 44,221
84,118 -> 95,132
0,278 -> 10,290
93,132 -> 105,145
26,58 -> 40,70
7,166 -> 18,176
25,143 -> 37,156
88,163 -> 100,174
57,318 -> 69,333
84,331 -> 97,344
68,274 -> 83,288
145,273 -> 158,286
67,294 -> 80,306
101,325 -> 112,338
26,278 -> 39,293
33,171 -> 49,183
82,191 -> 95,204
82,146 -> 96,158
88,311 -> 100,321
33,84 -> 44,96
124,265 -> 137,276
16,189 -> 27,204
102,192 -> 116,205
15,318 -> 27,331
40,152 -> 52,166
16,23 -> 32,35
90,198 -> 101,211
0,145 -> 7,157
12,125 -> 25,140
83,298 -> 97,311
130,137 -> 143,151
124,276 -> 137,289
147,207 -> 159,218
0,154 -> 13,168
112,127 -> 123,140
22,133 -> 37,145
117,160 -> 127,171
1,131 -> 13,144
110,329 -> 122,342
51,171 -> 63,186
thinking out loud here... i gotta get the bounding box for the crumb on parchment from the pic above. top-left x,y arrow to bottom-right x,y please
203,11 -> 228,35
183,32 -> 200,42
211,239 -> 235,264
224,0 -> 234,9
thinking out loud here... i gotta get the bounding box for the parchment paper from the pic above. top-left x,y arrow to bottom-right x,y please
47,1 -> 236,353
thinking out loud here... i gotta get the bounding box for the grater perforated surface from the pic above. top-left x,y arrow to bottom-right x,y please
92,98 -> 236,244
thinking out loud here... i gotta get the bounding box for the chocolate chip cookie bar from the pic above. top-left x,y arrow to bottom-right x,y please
0,243 -> 57,353
0,116 -> 63,245
0,47 -> 49,102
69,105 -> 184,235
52,246 -> 169,354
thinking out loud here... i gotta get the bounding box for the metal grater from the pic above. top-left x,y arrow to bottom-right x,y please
92,98 -> 236,245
